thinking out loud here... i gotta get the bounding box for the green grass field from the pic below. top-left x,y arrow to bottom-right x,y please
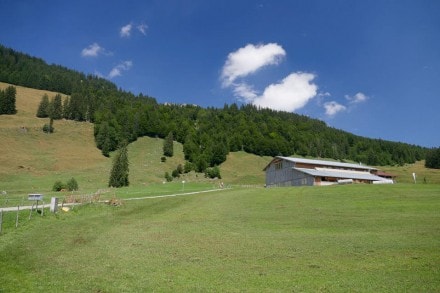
1,184 -> 439,292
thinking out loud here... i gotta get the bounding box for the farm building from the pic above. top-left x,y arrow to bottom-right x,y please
264,156 -> 394,187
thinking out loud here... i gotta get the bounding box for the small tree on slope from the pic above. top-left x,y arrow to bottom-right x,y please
108,141 -> 129,188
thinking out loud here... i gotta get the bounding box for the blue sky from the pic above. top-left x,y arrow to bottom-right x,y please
1,0 -> 439,147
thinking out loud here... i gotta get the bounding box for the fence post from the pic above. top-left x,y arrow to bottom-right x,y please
16,205 -> 20,228
29,204 -> 34,220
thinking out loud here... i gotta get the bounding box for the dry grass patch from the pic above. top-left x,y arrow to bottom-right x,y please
0,82 -> 107,177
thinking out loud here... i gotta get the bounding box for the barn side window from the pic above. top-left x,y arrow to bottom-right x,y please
275,162 -> 283,170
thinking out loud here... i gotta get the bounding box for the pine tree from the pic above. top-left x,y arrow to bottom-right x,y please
0,86 -> 17,115
108,141 -> 129,187
163,131 -> 174,157
51,94 -> 63,119
37,94 -> 50,118
62,97 -> 70,119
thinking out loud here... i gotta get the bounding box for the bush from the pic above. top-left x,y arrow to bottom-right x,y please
52,180 -> 67,192
43,123 -> 54,133
172,169 -> 180,178
164,172 -> 173,182
66,177 -> 79,191
184,161 -> 193,173
205,166 -> 221,179
177,164 -> 183,174
161,156 -> 166,163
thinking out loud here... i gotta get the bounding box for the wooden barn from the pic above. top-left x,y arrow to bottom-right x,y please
264,156 -> 394,187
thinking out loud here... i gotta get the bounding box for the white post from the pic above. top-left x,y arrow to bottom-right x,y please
50,197 -> 58,213
412,172 -> 416,184
16,205 -> 20,228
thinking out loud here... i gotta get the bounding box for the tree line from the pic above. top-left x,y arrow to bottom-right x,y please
425,148 -> 440,169
1,44 -> 431,170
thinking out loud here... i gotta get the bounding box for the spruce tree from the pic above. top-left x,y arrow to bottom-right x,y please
0,86 -> 17,114
62,97 -> 70,119
51,94 -> 63,120
37,94 -> 50,118
108,141 -> 129,187
163,131 -> 174,157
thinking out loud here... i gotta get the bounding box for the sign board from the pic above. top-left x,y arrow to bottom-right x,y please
28,194 -> 43,201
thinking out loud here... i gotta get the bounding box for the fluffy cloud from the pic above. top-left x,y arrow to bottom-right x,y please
221,43 -> 318,112
221,43 -> 286,87
120,23 -> 133,37
81,43 -> 104,57
324,101 -> 346,116
233,83 -> 258,101
251,73 -> 317,112
108,61 -> 133,78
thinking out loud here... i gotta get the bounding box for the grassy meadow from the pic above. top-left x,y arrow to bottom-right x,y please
1,184 -> 440,292
1,82 -> 440,291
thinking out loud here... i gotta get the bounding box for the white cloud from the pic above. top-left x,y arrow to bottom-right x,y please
120,23 -> 133,37
322,92 -> 368,117
251,73 -> 318,112
233,83 -> 258,102
221,43 -> 286,87
108,61 -> 133,79
221,43 -> 318,112
345,92 -> 368,104
137,23 -> 148,35
81,43 -> 104,57
324,101 -> 347,116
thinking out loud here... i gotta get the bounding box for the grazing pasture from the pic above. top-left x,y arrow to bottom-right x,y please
1,184 -> 439,292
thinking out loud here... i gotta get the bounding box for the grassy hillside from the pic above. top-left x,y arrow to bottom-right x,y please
381,161 -> 440,184
1,184 -> 439,292
1,82 -> 439,199
0,82 -> 108,194
0,82 -> 266,204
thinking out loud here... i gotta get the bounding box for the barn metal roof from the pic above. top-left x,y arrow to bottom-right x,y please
276,156 -> 377,171
294,167 -> 386,182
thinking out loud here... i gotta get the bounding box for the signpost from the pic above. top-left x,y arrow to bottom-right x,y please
28,194 -> 44,217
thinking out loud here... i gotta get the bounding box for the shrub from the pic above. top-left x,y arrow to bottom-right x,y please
52,180 -> 67,192
164,172 -> 173,182
66,177 -> 79,191
184,161 -> 193,173
177,164 -> 183,174
205,166 -> 221,179
161,156 -> 166,163
172,169 -> 180,178
43,123 -> 54,133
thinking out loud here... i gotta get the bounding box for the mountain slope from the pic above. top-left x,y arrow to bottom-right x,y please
0,82 -> 268,195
